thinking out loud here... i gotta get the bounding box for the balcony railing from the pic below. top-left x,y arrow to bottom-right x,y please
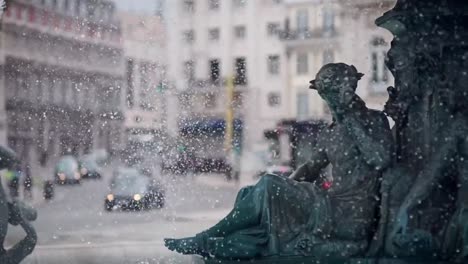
279,27 -> 337,41
187,78 -> 223,89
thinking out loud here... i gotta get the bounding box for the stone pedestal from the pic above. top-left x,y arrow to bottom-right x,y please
202,257 -> 453,264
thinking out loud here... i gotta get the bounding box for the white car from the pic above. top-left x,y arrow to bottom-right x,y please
255,165 -> 294,178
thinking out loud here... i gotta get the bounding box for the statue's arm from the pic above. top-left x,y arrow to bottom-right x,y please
4,219 -> 37,263
342,110 -> 393,170
289,138 -> 329,182
3,202 -> 37,263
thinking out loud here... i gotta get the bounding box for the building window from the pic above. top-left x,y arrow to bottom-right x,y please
140,63 -> 153,110
183,0 -> 195,13
63,0 -> 70,12
370,37 -> 390,92
42,77 -> 50,103
267,92 -> 281,107
297,92 -> 309,120
323,50 -> 334,64
210,59 -> 221,83
233,0 -> 246,8
16,75 -> 26,99
74,0 -> 81,15
323,9 -> 335,33
267,55 -> 280,75
52,79 -> 61,104
234,25 -> 246,39
37,75 -> 43,104
126,59 -> 134,108
297,52 -> 308,75
234,57 -> 247,85
208,28 -> 220,41
296,9 -> 308,33
267,22 -> 280,36
208,0 -> 220,10
61,79 -> 68,105
184,60 -> 195,82
183,30 -> 195,43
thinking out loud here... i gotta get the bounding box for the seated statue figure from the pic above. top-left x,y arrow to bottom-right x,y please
165,63 -> 393,259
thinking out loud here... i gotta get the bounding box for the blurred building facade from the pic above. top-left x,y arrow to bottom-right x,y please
164,0 -> 396,168
339,0 -> 396,110
280,0 -> 341,121
165,0 -> 289,162
1,0 -> 125,172
281,0 -> 395,121
119,12 -> 171,144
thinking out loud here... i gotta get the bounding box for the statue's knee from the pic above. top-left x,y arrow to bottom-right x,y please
259,174 -> 279,186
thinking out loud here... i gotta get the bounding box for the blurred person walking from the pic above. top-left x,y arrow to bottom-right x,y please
23,166 -> 33,200
5,165 -> 21,198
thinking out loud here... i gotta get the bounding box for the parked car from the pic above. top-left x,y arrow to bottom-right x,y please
79,154 -> 102,179
54,156 -> 81,185
254,165 -> 294,178
105,167 -> 165,211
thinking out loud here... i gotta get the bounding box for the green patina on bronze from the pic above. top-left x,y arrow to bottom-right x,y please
165,1 -> 468,262
165,63 -> 394,259
0,146 -> 38,264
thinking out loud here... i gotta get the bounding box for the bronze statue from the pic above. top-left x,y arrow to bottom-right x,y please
0,146 -> 37,264
388,50 -> 468,261
371,1 -> 468,262
164,63 -> 393,259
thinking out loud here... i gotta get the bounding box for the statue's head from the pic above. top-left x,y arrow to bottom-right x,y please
310,63 -> 364,106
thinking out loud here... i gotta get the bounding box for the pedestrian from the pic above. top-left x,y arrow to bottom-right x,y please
23,166 -> 33,200
6,165 -> 21,198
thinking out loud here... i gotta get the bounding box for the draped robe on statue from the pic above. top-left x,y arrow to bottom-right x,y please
213,113 -> 389,259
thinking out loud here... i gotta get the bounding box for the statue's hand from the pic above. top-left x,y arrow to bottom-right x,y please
384,86 -> 408,122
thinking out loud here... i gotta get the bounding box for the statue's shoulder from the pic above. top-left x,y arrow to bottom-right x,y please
366,108 -> 385,117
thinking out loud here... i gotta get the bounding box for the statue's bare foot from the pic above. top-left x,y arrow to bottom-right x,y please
164,236 -> 209,257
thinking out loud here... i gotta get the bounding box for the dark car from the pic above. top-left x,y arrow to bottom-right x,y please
79,154 -> 102,179
54,156 -> 81,185
104,167 -> 165,211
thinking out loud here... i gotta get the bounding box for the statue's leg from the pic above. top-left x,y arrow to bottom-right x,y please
207,229 -> 266,259
199,174 -> 291,239
312,239 -> 368,258
201,184 -> 263,238
165,175 -> 275,255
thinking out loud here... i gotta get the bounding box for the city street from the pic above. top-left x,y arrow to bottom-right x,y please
5,168 -> 243,264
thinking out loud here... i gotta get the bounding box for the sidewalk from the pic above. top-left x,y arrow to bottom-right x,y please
23,242 -> 205,264
166,208 -> 231,223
